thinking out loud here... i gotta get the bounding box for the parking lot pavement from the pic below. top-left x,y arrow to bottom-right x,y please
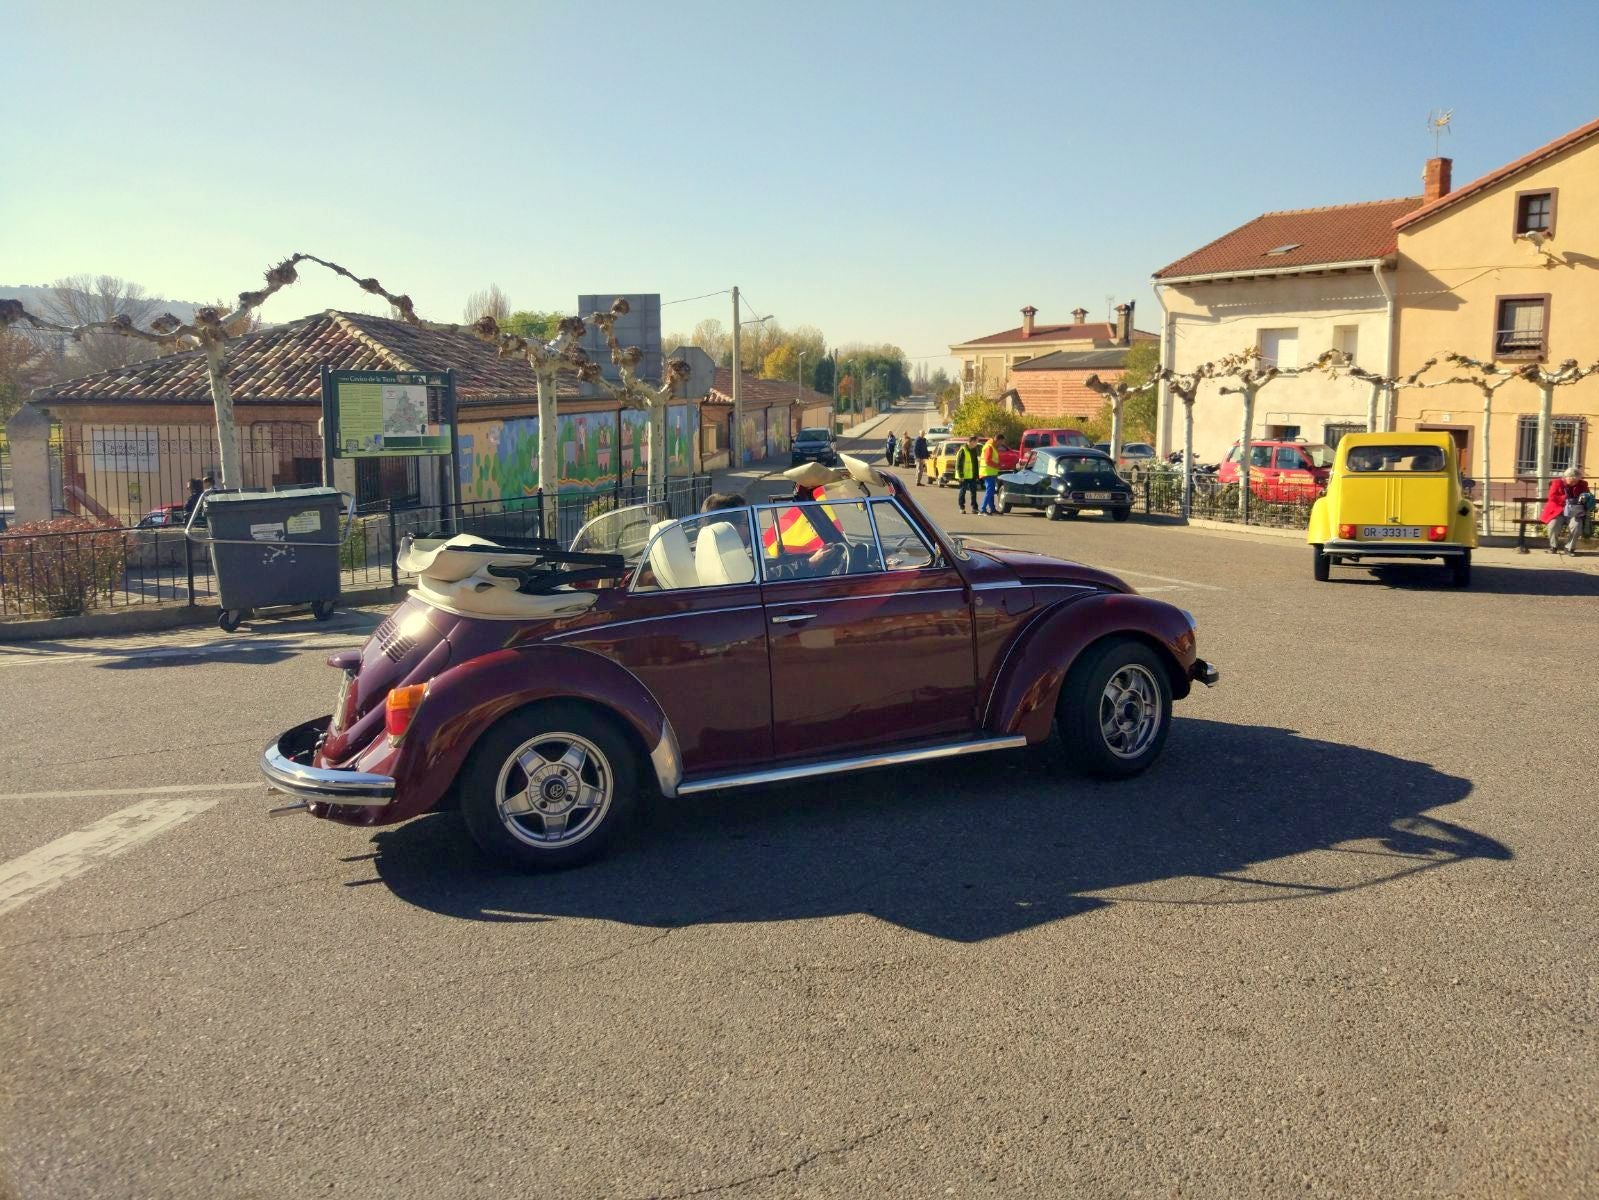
2,496 -> 1596,1197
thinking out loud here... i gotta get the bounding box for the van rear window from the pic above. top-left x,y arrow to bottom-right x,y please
1345,445 -> 1447,473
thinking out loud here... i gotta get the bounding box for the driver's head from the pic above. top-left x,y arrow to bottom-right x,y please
701,491 -> 747,513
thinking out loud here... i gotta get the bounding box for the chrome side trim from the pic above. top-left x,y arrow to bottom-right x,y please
763,587 -> 966,605
674,735 -> 1028,795
261,740 -> 395,806
545,604 -> 763,641
971,581 -> 1093,593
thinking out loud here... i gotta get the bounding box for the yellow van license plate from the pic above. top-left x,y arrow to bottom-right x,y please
1361,526 -> 1420,538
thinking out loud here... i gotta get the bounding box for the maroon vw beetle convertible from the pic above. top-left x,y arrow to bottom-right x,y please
263,459 -> 1218,869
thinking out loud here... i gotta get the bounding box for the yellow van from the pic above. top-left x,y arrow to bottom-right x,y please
1306,431 -> 1477,586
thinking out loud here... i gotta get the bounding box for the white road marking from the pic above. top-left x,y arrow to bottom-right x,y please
0,795 -> 223,917
0,782 -> 262,803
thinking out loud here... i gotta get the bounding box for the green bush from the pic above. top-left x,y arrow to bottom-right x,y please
0,516 -> 130,617
950,398 -> 1026,443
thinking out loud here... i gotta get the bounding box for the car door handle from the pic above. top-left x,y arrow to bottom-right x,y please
770,612 -> 817,624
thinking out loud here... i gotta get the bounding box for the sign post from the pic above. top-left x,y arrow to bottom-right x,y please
320,368 -> 460,517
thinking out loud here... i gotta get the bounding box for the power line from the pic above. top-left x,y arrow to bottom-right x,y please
660,288 -> 732,307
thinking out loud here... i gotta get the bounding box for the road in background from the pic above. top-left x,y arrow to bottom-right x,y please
3,482 -> 1596,1198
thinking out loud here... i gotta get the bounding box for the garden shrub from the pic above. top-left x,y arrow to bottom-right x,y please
0,516 -> 130,617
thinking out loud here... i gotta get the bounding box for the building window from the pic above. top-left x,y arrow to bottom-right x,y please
1515,416 -> 1585,477
1258,327 -> 1298,370
1332,325 -> 1359,366
1323,422 -> 1366,449
1494,296 -> 1548,359
1514,189 -> 1556,236
1265,424 -> 1301,441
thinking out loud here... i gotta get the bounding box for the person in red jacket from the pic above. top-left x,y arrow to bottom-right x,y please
1542,466 -> 1592,555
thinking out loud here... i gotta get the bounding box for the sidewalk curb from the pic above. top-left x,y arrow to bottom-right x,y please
0,582 -> 405,643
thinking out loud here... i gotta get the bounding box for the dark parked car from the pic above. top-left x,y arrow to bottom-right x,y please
997,447 -> 1135,521
264,461 -> 1216,869
790,426 -> 839,467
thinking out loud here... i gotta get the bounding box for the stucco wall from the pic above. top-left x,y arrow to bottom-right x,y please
1156,272 -> 1391,460
1392,135 -> 1599,481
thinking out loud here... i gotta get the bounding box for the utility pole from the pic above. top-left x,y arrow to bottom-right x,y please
730,286 -> 742,468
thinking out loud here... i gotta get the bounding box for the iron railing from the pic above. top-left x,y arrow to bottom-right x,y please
0,475 -> 711,620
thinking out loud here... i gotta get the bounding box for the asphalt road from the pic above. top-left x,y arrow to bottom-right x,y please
3,404 -> 1597,1198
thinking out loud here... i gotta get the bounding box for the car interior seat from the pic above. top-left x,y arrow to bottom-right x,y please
694,521 -> 755,586
646,520 -> 698,590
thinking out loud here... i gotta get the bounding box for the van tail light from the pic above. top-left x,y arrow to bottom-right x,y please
1339,524 -> 1356,539
1427,525 -> 1448,542
385,683 -> 428,742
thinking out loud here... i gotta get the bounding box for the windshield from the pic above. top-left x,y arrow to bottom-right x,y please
1344,444 -> 1446,473
569,502 -> 669,561
795,428 -> 830,442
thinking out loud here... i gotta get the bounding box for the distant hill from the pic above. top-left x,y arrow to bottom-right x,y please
0,285 -> 205,325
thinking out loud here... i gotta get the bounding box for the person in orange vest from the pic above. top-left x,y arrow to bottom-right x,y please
978,434 -> 1007,515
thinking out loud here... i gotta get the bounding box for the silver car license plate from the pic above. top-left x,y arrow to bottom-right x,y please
1361,526 -> 1420,538
1086,491 -> 1114,501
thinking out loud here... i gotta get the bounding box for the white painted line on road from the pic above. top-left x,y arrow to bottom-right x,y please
0,782 -> 262,803
0,795 -> 222,917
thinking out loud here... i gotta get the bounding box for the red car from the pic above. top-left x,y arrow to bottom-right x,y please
263,465 -> 1218,869
1016,427 -> 1092,470
1215,440 -> 1333,502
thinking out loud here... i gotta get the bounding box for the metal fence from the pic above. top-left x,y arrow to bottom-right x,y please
1133,467 -> 1593,539
0,439 -> 12,521
0,475 -> 711,620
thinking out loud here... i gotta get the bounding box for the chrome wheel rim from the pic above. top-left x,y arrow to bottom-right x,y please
1099,664 -> 1162,759
494,732 -> 613,849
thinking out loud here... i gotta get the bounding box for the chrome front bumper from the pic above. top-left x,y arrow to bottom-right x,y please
261,717 -> 395,807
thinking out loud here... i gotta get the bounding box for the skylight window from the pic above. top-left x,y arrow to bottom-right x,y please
1265,243 -> 1302,256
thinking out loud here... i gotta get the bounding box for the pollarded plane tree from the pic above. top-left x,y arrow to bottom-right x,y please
1212,348 -> 1299,523
1152,362 -> 1217,516
1081,371 -> 1160,469
1435,353 -> 1599,497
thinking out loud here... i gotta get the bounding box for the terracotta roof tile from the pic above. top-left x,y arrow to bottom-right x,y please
1394,115 -> 1599,231
706,367 -> 831,408
34,310 -> 579,408
954,322 -> 1155,348
1154,197 -> 1423,280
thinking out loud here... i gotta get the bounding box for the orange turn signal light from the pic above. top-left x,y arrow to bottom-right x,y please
385,683 -> 428,741
1427,525 -> 1448,542
1339,524 -> 1356,539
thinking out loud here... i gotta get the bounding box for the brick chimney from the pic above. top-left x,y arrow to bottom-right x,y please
1020,305 -> 1037,339
1423,156 -> 1453,203
1071,307 -> 1088,327
1114,301 -> 1134,346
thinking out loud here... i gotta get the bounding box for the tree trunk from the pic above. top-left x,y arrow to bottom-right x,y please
648,402 -> 668,500
1480,388 -> 1493,535
1109,401 -> 1124,468
536,370 -> 559,536
1365,381 -> 1379,434
1181,397 -> 1195,517
1238,384 -> 1254,523
203,341 -> 242,489
1535,382 -> 1553,496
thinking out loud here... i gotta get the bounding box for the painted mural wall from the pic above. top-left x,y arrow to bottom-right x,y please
456,404 -> 698,504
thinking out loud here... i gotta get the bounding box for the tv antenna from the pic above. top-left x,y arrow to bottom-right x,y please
1427,109 -> 1453,156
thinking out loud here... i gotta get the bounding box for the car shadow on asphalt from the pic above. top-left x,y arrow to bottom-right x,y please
1335,563 -> 1599,596
365,718 -> 1510,943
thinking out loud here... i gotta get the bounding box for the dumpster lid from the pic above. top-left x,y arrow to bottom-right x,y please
205,486 -> 341,505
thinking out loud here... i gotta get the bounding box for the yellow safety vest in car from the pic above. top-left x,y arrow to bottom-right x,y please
979,441 -> 1001,477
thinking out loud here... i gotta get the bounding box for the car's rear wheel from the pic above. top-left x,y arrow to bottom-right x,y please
1312,544 -> 1330,582
1062,509 -> 1080,520
1055,638 -> 1171,779
1110,507 -> 1131,523
1451,551 -> 1471,588
998,494 -> 1013,514
459,702 -> 636,870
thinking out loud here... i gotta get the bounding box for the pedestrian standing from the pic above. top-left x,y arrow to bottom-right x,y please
913,433 -> 930,486
979,434 -> 1006,515
1542,466 -> 1592,555
884,431 -> 897,467
955,437 -> 981,514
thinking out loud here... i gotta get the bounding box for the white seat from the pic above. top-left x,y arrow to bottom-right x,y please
695,521 -> 755,586
646,520 -> 698,590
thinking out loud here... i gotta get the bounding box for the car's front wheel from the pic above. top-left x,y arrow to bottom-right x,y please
1055,638 -> 1172,778
459,702 -> 637,870
1044,501 -> 1062,521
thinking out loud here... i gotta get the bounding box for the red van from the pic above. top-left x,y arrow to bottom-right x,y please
1017,428 -> 1092,470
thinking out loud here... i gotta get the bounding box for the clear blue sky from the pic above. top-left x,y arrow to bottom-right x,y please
3,0 -> 1596,373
